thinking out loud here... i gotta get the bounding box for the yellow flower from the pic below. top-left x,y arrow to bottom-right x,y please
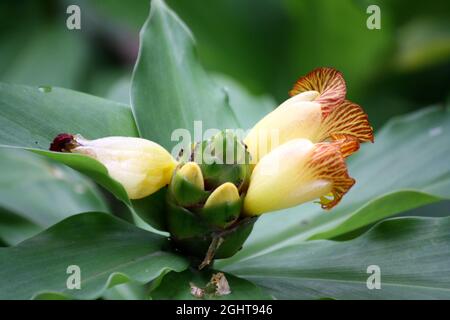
244,67 -> 373,162
50,134 -> 177,199
243,138 -> 356,216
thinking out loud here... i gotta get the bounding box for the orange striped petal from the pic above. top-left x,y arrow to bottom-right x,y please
289,67 -> 346,115
331,134 -> 360,158
318,100 -> 374,149
309,140 -> 356,209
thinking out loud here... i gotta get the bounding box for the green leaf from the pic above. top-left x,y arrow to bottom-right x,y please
224,216 -> 450,299
1,26 -> 89,90
103,282 -> 149,300
165,0 -> 291,96
218,105 -> 450,265
33,151 -> 130,204
0,212 -> 188,300
130,187 -> 168,232
213,74 -> 276,129
0,208 -> 41,247
308,191 -> 441,240
150,269 -> 271,300
0,148 -> 108,245
0,83 -> 138,149
106,77 -> 132,105
0,83 -> 138,203
131,0 -> 239,149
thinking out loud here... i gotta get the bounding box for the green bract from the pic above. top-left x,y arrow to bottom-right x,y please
192,131 -> 251,191
167,131 -> 256,266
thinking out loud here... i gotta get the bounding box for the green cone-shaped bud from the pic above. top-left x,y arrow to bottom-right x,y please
193,130 -> 251,191
169,162 -> 209,207
201,182 -> 241,228
166,131 -> 256,269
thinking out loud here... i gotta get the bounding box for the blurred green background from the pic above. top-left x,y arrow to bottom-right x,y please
1,0 -> 449,130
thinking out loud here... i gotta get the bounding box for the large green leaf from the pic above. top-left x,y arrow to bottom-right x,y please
213,74 -> 276,129
108,73 -> 276,130
0,82 -> 139,203
0,208 -> 41,247
218,105 -> 450,266
33,150 -> 130,204
224,216 -> 450,299
0,83 -> 137,148
103,282 -> 149,300
131,0 -> 239,149
0,212 -> 188,300
129,187 -> 168,232
1,26 -> 89,90
150,269 -> 270,300
0,148 -> 108,245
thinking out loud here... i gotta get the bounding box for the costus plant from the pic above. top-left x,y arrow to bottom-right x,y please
48,65 -> 374,269
0,0 -> 449,300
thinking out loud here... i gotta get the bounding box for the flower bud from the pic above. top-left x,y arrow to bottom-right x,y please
179,162 -> 204,190
50,134 -> 177,199
202,182 -> 241,228
169,162 -> 209,207
243,138 -> 356,216
166,131 -> 255,267
204,182 -> 240,208
193,130 -> 251,190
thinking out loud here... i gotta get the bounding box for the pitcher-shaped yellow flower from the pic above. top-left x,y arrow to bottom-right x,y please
244,67 -> 373,162
50,134 -> 177,199
243,138 -> 356,215
242,67 -> 373,215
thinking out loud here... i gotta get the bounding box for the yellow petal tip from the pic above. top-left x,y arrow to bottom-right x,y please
204,182 -> 240,208
178,162 -> 204,190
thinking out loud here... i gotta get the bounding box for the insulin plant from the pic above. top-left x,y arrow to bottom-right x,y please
0,0 -> 450,300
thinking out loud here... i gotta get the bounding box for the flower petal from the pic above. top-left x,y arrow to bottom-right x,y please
243,99 -> 322,162
311,140 -> 356,209
331,134 -> 360,158
244,138 -> 355,215
289,67 -> 346,114
50,135 -> 178,199
318,100 -> 374,148
245,68 -> 372,163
